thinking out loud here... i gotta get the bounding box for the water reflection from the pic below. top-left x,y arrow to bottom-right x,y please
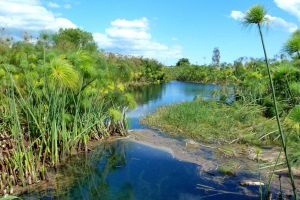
22,141 -> 258,200
128,84 -> 166,106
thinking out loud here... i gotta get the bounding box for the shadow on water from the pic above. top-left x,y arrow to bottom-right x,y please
22,140 -> 259,200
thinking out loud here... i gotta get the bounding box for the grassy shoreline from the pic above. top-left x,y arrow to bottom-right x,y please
141,99 -> 300,173
141,99 -> 278,146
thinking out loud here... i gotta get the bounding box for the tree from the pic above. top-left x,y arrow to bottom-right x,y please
243,5 -> 298,199
212,47 -> 220,67
53,28 -> 97,52
284,30 -> 300,59
176,58 -> 190,66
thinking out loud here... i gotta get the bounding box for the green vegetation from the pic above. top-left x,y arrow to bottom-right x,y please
1,3 -> 300,199
141,100 -> 277,145
0,28 -> 166,195
146,4 -> 300,199
165,64 -> 235,84
243,4 -> 297,199
175,58 -> 190,67
217,161 -> 240,176
284,30 -> 300,59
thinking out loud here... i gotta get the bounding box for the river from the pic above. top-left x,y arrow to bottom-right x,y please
22,81 -> 265,200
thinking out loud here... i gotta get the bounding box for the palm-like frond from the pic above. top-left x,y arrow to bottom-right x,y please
243,5 -> 267,25
290,82 -> 300,96
108,108 -> 122,122
274,65 -> 299,78
287,105 -> 300,125
284,30 -> 300,55
69,50 -> 96,78
242,4 -> 299,199
49,57 -> 80,90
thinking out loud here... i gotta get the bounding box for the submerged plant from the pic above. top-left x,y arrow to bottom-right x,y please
243,4 -> 298,199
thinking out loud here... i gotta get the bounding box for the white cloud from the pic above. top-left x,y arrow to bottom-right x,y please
93,33 -> 113,47
230,10 -> 245,21
274,0 -> 300,20
111,17 -> 148,29
93,17 -> 182,61
0,1 -> 181,63
0,0 -> 76,33
106,27 -> 151,40
230,10 -> 298,33
48,2 -> 60,8
265,15 -> 298,32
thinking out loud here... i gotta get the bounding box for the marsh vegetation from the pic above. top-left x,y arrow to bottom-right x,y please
142,4 -> 300,199
0,3 -> 300,200
0,28 -> 166,196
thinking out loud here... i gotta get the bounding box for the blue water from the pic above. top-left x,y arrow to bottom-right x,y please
22,141 -> 258,200
127,81 -> 231,129
22,81 -> 261,200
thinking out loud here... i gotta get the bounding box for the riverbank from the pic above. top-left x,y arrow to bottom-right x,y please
140,99 -> 300,196
128,129 -> 300,196
12,129 -> 299,198
141,99 -> 278,145
4,135 -> 128,197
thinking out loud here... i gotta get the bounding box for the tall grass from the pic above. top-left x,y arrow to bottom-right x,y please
242,4 -> 298,199
0,58 -> 127,195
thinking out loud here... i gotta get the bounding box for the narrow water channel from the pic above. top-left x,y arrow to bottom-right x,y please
22,81 -> 264,200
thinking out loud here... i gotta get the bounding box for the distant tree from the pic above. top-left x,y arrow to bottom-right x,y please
53,28 -> 97,52
176,58 -> 190,66
212,47 -> 220,67
220,62 -> 229,68
284,30 -> 300,59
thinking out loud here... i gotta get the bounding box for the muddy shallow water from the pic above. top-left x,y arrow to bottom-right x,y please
20,81 -> 298,199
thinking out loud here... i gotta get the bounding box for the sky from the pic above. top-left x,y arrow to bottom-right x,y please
0,0 -> 299,65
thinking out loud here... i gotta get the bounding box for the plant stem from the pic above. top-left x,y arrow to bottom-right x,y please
258,23 -> 298,200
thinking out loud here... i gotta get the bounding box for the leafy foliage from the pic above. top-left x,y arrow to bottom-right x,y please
176,58 -> 190,66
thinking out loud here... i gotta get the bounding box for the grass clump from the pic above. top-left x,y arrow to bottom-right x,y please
217,165 -> 237,176
141,99 -> 277,145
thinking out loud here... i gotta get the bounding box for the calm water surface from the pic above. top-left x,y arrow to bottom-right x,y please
127,81 -> 232,129
22,81 -> 261,200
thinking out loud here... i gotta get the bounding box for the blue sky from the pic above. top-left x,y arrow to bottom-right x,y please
0,0 -> 299,65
